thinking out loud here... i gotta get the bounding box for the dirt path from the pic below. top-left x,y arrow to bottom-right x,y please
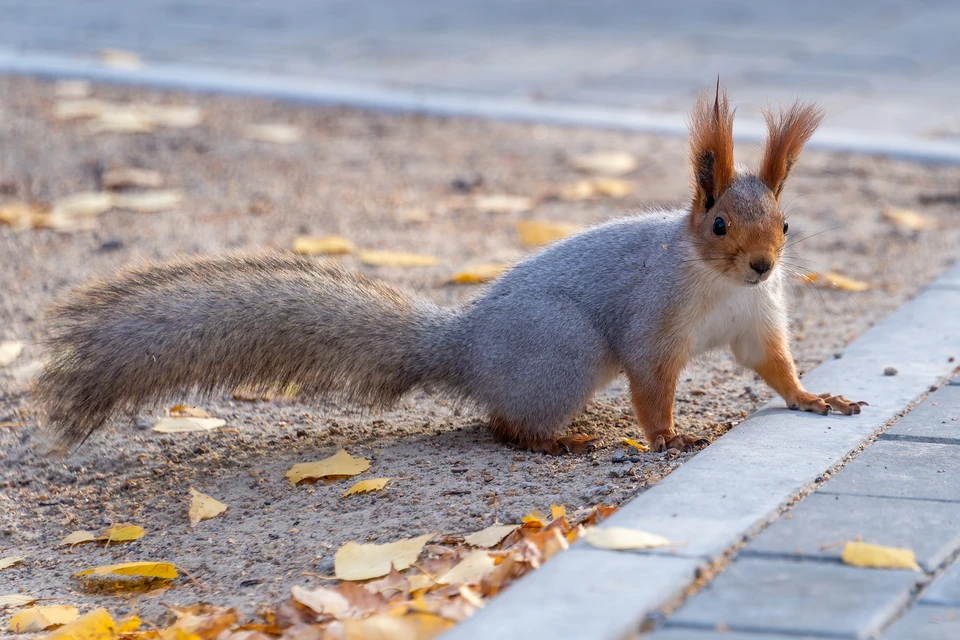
1,75 -> 958,623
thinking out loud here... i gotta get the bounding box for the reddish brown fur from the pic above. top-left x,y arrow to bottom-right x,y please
758,101 -> 825,199
688,85 -> 736,216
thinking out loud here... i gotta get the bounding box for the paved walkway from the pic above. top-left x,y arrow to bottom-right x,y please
651,379 -> 960,639
3,1 -> 960,145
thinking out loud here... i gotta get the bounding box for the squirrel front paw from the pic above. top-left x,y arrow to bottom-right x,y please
790,392 -> 868,416
653,433 -> 710,453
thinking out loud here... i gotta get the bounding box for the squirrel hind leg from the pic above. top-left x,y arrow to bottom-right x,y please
488,415 -> 601,456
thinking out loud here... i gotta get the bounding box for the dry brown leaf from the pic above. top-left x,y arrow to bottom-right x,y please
800,271 -> 870,292
112,189 -> 183,213
334,533 -> 435,581
100,49 -> 142,69
582,527 -> 674,550
167,603 -> 238,639
0,555 -> 27,570
464,524 -> 520,548
437,550 -> 497,585
8,605 -> 79,632
342,478 -> 390,497
290,584 -> 349,618
189,488 -> 229,526
0,202 -> 32,230
841,541 -> 920,570
86,107 -> 155,134
294,235 -> 356,256
0,341 -> 24,367
458,585 -> 485,609
74,561 -> 178,580
54,80 -> 91,99
881,206 -> 935,232
447,263 -> 508,284
516,220 -> 582,247
359,250 -> 438,268
342,613 -> 453,640
244,123 -> 302,144
568,150 -> 638,175
0,594 -> 35,608
53,191 -> 114,217
45,608 -> 115,640
59,530 -> 97,547
54,99 -> 109,121
153,417 -> 226,433
102,168 -> 164,190
471,194 -> 534,214
286,449 -> 371,484
98,523 -> 145,543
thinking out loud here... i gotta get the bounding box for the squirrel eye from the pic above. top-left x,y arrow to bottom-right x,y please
713,217 -> 726,236
783,222 -> 789,234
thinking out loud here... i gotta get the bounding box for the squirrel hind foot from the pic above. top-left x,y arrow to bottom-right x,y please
652,433 -> 710,453
488,415 -> 601,456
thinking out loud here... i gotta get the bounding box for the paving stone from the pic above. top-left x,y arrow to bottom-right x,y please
819,440 -> 960,502
882,604 -> 960,640
883,384 -> 960,443
921,563 -> 960,606
668,558 -> 918,638
743,493 -> 960,572
647,629 -> 808,639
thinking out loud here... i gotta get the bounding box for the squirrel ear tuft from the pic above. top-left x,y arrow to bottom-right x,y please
758,100 -> 824,199
688,81 -> 736,215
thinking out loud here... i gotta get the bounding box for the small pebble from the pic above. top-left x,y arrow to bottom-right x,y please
884,366 -> 898,376
611,450 -> 626,464
833,352 -> 844,359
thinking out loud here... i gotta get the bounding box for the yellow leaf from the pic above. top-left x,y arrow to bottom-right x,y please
592,178 -> 633,198
334,533 -> 434,580
169,405 -> 211,418
8,606 -> 79,633
60,530 -> 97,546
0,341 -> 24,367
516,220 -> 582,247
0,555 -> 27,570
116,615 -> 141,633
102,168 -> 164,190
100,49 -> 142,69
582,527 -> 674,550
286,449 -> 371,484
622,438 -> 650,452
53,192 -> 114,217
55,80 -> 91,99
800,271 -> 870,292
46,608 -> 115,640
471,194 -> 534,214
447,263 -> 508,284
75,561 -> 178,580
463,524 -> 520,548
841,541 -> 920,570
521,511 -> 545,526
112,190 -> 183,213
98,524 -> 145,543
568,150 -> 638,175
342,478 -> 390,497
882,206 -> 935,231
550,505 -> 567,521
152,417 -> 226,433
358,250 -> 438,267
343,613 -> 453,640
243,123 -> 302,144
0,594 -> 35,608
436,550 -> 497,585
188,488 -> 228,526
54,99 -> 109,121
293,235 -> 356,256
557,180 -> 595,201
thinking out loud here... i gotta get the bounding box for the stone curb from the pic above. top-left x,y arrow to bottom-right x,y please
443,263 -> 960,639
6,49 -> 960,165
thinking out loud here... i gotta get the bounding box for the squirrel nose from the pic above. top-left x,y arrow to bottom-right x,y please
750,259 -> 772,276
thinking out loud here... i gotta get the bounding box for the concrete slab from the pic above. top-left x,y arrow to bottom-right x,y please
819,440 -> 960,502
882,604 -> 960,640
883,384 -> 960,444
667,558 -> 919,638
647,629 -> 806,639
743,493 -> 960,572
921,564 -> 960,607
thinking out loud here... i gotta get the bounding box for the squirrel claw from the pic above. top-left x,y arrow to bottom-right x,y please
653,433 -> 710,453
792,393 -> 867,416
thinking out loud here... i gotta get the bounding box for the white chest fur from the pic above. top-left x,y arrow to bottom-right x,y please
689,275 -> 783,358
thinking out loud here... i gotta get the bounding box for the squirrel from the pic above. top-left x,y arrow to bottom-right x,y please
36,85 -> 866,456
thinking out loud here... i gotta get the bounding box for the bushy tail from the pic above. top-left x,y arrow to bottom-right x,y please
36,252 -> 461,448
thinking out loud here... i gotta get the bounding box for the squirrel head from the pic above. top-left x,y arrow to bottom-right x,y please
686,83 -> 823,286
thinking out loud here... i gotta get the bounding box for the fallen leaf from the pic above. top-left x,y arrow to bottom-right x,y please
102,168 -> 164,190
98,523 -> 145,543
167,604 -> 238,639
550,505 -> 567,521
286,449 -> 371,484
841,541 -> 920,570
800,271 -> 870,292
437,550 -> 497,585
557,180 -> 595,201
568,150 -> 638,175
86,107 -> 155,134
358,250 -> 438,268
54,99 -> 108,121
334,533 -> 435,580
458,585 -> 485,609
558,178 -> 633,201
145,104 -> 202,128
464,524 -> 520,548
8,606 -> 79,632
622,437 -> 650,452
881,206 -> 935,232
116,615 -> 140,634
293,235 -> 356,256
582,527 -> 674,550
342,478 -> 390,497
45,608 -> 115,640
60,530 -> 97,546
396,207 -> 431,223
521,511 -> 545,526
153,417 -> 226,433
189,488 -> 229,526
516,220 -> 582,247
0,594 -> 35,608
342,613 -> 453,640
0,555 -> 27,570
169,405 -> 211,418
100,49 -> 142,69
54,80 -> 91,99
112,190 -> 183,213
53,192 -> 114,217
472,194 -> 535,214
0,341 -> 24,367
74,561 -> 178,580
290,585 -> 349,618
447,263 -> 508,284
244,123 -> 302,144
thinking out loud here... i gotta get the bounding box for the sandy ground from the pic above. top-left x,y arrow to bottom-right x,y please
0,75 -> 959,624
